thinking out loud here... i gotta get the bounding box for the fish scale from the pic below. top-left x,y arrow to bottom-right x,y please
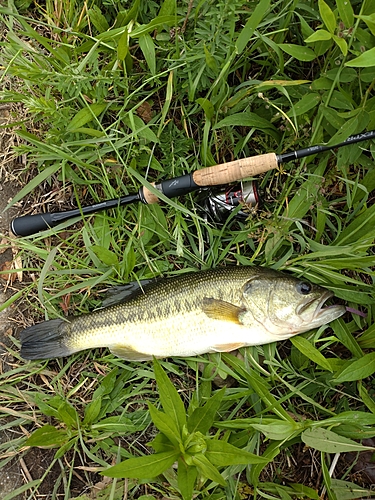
20,266 -> 346,361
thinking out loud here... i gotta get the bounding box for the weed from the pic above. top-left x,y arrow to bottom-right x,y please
0,0 -> 375,498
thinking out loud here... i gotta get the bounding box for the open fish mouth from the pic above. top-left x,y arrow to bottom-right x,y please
296,290 -> 335,318
314,290 -> 340,319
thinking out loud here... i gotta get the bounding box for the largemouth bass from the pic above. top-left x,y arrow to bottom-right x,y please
20,266 -> 345,361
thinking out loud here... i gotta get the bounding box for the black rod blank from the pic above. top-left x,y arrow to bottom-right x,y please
10,130 -> 375,237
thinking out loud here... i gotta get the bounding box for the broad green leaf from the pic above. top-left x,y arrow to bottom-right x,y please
139,33 -> 156,75
357,323 -> 375,349
334,352 -> 375,383
191,454 -> 226,486
287,93 -> 321,117
196,98 -> 214,121
290,336 -> 334,372
91,245 -> 119,267
336,424 -> 375,441
320,105 -> 346,129
26,425 -> 69,447
148,403 -> 181,447
57,401 -> 79,429
331,318 -> 363,358
54,439 -> 77,460
123,113 -> 159,143
302,427 -> 375,453
177,458 -> 197,500
214,112 -> 276,132
319,0 -> 336,34
130,15 -> 177,38
332,34 -> 348,56
322,411 -> 375,428
93,368 -> 118,397
204,44 -> 218,72
115,0 -> 140,26
92,416 -> 140,433
102,450 -> 179,478
250,420 -> 303,441
305,29 -> 332,43
117,31 -> 129,61
149,433 -> 176,453
213,417 -> 274,430
278,43 -> 316,61
258,79 -> 310,88
355,14 -> 375,37
311,77 -> 332,91
236,0 -> 271,54
298,14 -> 314,39
153,359 -> 187,431
327,115 -> 359,145
358,383 -> 375,415
325,67 -> 357,82
159,0 -> 176,17
205,439 -> 269,466
346,47 -> 375,68
88,5 -> 110,33
274,485 -> 293,500
289,483 -> 320,499
83,398 -> 101,426
328,284 -> 373,305
187,387 -> 225,434
336,0 -> 354,28
330,479 -> 373,500
67,103 -> 107,131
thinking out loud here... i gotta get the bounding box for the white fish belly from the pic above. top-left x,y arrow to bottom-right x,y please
102,310 -> 275,357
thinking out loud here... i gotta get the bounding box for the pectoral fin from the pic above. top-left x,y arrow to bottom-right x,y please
110,344 -> 154,361
202,298 -> 244,324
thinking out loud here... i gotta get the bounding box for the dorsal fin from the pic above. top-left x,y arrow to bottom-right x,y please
100,279 -> 154,308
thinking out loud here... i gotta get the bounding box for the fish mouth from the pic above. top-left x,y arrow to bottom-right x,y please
297,290 -> 343,319
313,290 -> 336,318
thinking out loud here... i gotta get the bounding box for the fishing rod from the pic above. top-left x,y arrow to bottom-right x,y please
11,130 -> 375,237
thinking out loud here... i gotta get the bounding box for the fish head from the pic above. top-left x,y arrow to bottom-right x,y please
240,271 -> 346,338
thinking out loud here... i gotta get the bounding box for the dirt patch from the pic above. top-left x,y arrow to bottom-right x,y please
0,104 -> 87,500
0,128 -> 65,500
0,101 -> 27,499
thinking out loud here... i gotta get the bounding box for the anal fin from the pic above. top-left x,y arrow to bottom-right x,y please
110,344 -> 154,361
210,342 -> 246,353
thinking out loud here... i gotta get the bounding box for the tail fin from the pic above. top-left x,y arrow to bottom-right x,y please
20,318 -> 76,360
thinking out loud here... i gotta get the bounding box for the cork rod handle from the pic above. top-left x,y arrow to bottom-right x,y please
192,152 -> 278,187
141,152 -> 279,204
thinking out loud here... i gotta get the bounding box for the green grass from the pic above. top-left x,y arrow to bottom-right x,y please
1,0 -> 375,498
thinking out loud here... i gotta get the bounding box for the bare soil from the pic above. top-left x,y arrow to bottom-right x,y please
0,109 -> 68,499
0,97 -> 25,497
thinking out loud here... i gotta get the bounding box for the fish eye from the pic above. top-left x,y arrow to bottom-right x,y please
296,282 -> 312,295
